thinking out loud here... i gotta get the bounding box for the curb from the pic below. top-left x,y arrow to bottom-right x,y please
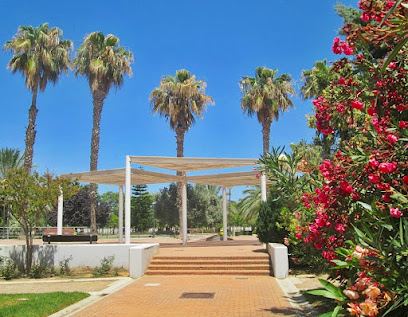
49,277 -> 135,317
275,277 -> 316,317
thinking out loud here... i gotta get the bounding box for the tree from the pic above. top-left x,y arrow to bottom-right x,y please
0,148 -> 24,231
131,184 -> 154,232
240,67 -> 295,155
73,32 -> 133,234
0,148 -> 24,180
0,168 -> 77,273
4,23 -> 72,170
154,184 -> 180,229
300,60 -> 334,159
149,69 -> 214,234
48,186 -> 110,228
238,186 -> 261,224
188,184 -> 222,228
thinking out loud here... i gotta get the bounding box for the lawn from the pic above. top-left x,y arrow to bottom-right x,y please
0,292 -> 89,317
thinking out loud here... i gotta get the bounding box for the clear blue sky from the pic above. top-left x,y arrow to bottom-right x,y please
0,0 -> 357,198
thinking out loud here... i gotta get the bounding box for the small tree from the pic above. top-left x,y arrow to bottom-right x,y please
131,184 -> 154,232
0,168 -> 77,273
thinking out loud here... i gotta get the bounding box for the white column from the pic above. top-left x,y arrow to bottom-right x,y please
118,186 -> 124,243
222,187 -> 227,241
57,190 -> 63,235
182,181 -> 188,245
261,173 -> 267,202
125,156 -> 131,244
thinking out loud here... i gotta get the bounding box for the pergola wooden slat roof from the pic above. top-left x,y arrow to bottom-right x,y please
60,156 -> 265,188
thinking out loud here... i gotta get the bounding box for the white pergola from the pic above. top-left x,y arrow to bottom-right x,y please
59,156 -> 268,245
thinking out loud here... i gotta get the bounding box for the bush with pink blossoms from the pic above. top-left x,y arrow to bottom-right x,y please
296,1 -> 408,315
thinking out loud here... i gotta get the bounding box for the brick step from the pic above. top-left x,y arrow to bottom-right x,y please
148,265 -> 270,271
145,270 -> 270,276
150,260 -> 269,265
152,256 -> 268,260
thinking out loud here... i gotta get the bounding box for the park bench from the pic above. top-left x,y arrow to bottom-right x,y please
42,228 -> 97,244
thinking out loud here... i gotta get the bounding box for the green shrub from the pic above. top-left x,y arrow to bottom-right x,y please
0,255 -> 17,280
92,256 -> 114,277
58,256 -> 73,276
256,201 -> 287,243
29,262 -> 48,278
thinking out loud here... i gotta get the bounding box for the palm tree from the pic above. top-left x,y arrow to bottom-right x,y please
240,67 -> 295,156
0,148 -> 24,238
4,23 -> 72,170
150,69 -> 214,235
238,186 -> 261,223
300,59 -> 331,100
0,148 -> 24,180
73,32 -> 133,234
300,60 -> 333,159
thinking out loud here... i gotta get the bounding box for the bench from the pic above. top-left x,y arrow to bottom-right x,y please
43,228 -> 75,235
42,234 -> 98,244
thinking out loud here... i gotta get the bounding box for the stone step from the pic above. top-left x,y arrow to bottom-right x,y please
152,256 -> 268,260
145,270 -> 270,276
148,265 -> 270,271
150,260 -> 269,265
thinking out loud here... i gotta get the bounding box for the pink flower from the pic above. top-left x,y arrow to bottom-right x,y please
399,121 -> 407,129
344,289 -> 360,300
363,285 -> 381,300
359,299 -> 379,316
338,77 -> 346,85
367,107 -> 376,116
328,235 -> 336,243
389,61 -> 396,69
335,223 -> 345,232
314,242 -> 323,250
369,156 -> 379,167
368,174 -> 380,184
378,162 -> 397,173
351,100 -> 364,110
347,302 -> 362,316
390,207 -> 403,218
342,43 -> 354,55
387,134 -> 398,144
361,12 -> 370,22
295,233 -> 302,240
376,81 -> 383,87
403,175 -> 408,184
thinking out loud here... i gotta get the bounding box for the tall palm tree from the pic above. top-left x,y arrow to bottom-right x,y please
4,23 -> 72,171
0,148 -> 24,238
240,67 -> 295,156
300,60 -> 333,159
150,69 -> 214,235
0,148 -> 24,180
238,186 -> 261,223
73,32 -> 133,234
300,59 -> 331,100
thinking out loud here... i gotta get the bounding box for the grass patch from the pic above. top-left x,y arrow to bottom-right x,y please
0,292 -> 89,317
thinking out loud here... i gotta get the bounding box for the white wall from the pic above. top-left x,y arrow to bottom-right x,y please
0,243 -> 159,274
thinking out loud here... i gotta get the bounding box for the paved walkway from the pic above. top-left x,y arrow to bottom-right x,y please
71,236 -> 297,317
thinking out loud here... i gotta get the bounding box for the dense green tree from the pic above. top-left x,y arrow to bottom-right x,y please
154,183 -> 180,229
1,168 -> 76,273
48,186 -> 110,228
131,184 -> 154,232
99,191 -> 122,215
150,69 -> 214,235
240,67 -> 295,155
188,185 -> 222,228
73,32 -> 133,234
4,23 -> 72,170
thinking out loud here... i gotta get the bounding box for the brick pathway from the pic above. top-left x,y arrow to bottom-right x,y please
73,236 -> 297,317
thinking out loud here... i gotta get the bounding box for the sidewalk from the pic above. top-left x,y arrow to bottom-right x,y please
71,236 -> 297,317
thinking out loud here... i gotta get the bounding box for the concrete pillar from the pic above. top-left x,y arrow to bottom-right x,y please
118,186 -> 124,243
182,181 -> 187,245
261,173 -> 267,202
57,190 -> 63,235
125,156 -> 131,244
222,187 -> 227,241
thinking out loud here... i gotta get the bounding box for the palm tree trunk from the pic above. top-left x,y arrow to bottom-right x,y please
89,89 -> 107,234
24,85 -> 39,171
175,128 -> 185,238
261,119 -> 272,156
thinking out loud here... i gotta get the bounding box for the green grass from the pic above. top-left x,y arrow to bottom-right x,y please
0,292 -> 89,317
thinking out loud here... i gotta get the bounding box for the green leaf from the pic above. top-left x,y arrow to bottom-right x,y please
304,289 -> 342,300
319,279 -> 346,300
379,0 -> 404,27
402,3 -> 408,8
381,36 -> 408,74
390,190 -> 408,203
357,201 -> 372,211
